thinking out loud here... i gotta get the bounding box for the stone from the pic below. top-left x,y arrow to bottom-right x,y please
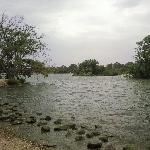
45,116 -> 51,121
3,110 -> 12,114
11,120 -> 23,125
67,123 -> 77,130
92,131 -> 101,136
86,133 -> 94,138
54,119 -> 62,125
81,125 -> 89,130
0,108 -> 3,114
12,107 -> 18,112
54,125 -> 68,131
15,112 -> 22,116
36,112 -> 42,116
65,130 -> 72,137
37,121 -> 48,126
86,131 -> 100,138
95,125 -> 102,129
87,142 -> 102,149
54,123 -> 77,131
41,126 -> 50,132
42,143 -> 56,148
26,116 -> 36,124
77,129 -> 85,135
9,114 -> 18,122
99,136 -> 108,143
75,136 -> 85,141
0,115 -> 10,121
3,102 -> 9,106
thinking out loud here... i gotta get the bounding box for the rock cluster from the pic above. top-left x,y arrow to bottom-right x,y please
0,101 -> 126,150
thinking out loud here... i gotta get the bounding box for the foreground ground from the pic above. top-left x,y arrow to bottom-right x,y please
0,129 -> 42,150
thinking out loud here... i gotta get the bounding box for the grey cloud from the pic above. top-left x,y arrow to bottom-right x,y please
113,0 -> 142,8
0,0 -> 150,66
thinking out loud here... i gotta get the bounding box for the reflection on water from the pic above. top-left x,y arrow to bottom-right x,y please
0,74 -> 150,150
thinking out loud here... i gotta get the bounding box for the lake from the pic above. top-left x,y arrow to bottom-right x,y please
0,74 -> 150,150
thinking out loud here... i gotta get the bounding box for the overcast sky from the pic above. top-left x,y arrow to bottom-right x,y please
0,0 -> 150,66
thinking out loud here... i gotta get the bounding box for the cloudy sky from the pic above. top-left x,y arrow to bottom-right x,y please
0,0 -> 150,66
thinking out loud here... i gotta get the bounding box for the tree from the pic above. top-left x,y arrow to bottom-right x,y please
68,64 -> 78,73
132,35 -> 150,78
0,13 -> 48,79
76,59 -> 99,76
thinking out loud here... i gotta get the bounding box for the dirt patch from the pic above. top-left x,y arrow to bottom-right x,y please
0,79 -> 7,87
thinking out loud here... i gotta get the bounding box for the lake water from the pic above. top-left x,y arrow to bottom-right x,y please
0,74 -> 150,150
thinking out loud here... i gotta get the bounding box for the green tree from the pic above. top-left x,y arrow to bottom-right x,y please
76,59 -> 99,76
68,64 -> 78,73
0,13 -> 47,79
132,35 -> 150,78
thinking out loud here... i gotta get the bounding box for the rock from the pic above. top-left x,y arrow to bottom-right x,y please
104,143 -> 116,150
86,131 -> 101,138
95,125 -> 102,129
15,112 -> 22,116
54,123 -> 77,131
87,142 -> 102,149
99,136 -> 108,143
54,124 -> 77,131
41,126 -> 50,132
67,123 -> 77,130
40,118 -> 45,120
86,133 -> 94,138
37,121 -> 48,126
45,116 -> 51,121
54,125 -> 68,131
36,112 -> 42,116
42,143 -> 56,148
3,110 -> 12,114
26,116 -> 36,124
92,131 -> 101,136
75,135 -> 85,141
11,107 -> 18,112
9,114 -> 18,122
0,115 -> 10,121
0,108 -> 3,114
11,119 -> 23,125
81,125 -> 89,129
71,116 -> 75,120
65,130 -> 72,137
77,129 -> 85,135
3,102 -> 9,106
54,119 -> 62,125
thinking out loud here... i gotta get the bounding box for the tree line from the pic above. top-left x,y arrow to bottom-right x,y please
47,35 -> 150,78
47,61 -> 134,76
0,14 -> 150,81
